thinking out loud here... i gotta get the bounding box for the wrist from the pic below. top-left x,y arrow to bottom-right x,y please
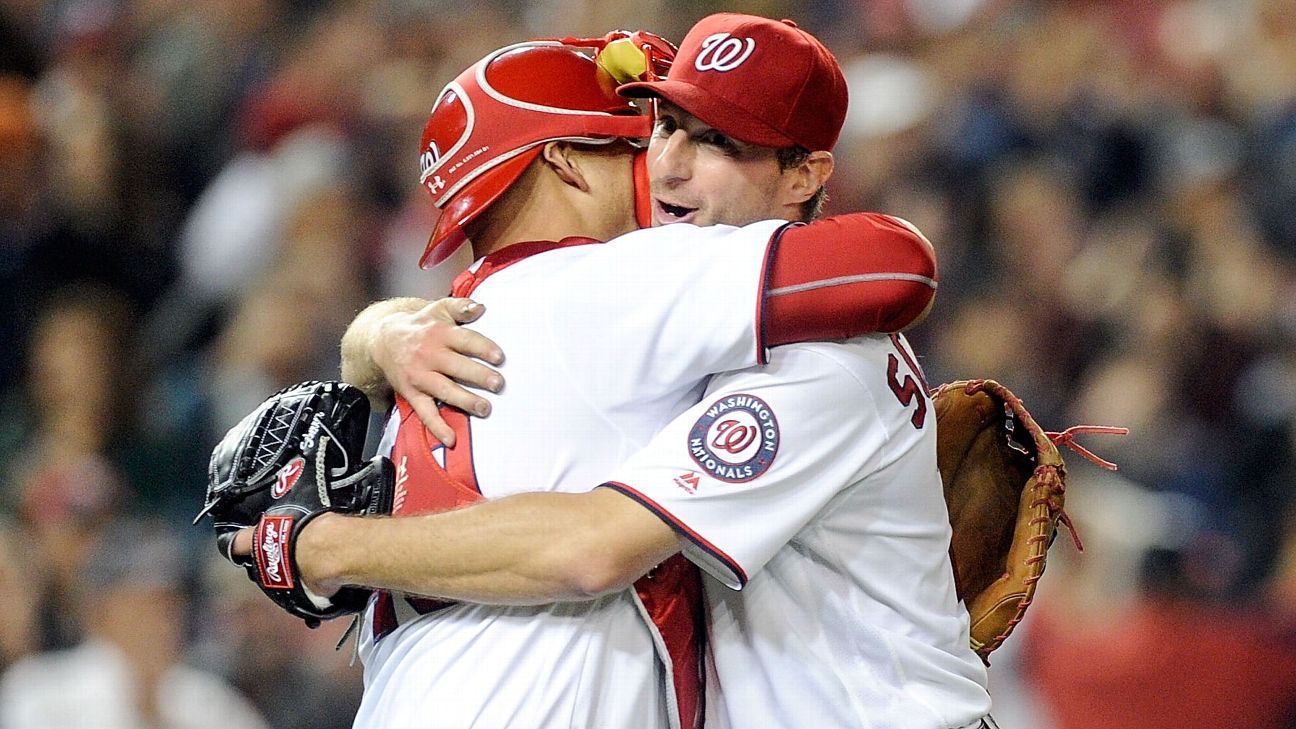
298,512 -> 345,596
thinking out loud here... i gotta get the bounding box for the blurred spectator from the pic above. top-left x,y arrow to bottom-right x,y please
0,516 -> 39,672
0,283 -> 203,520
0,284 -> 133,507
202,180 -> 370,431
16,456 -> 125,651
1025,540 -> 1296,729
195,556 -> 362,729
0,518 -> 268,729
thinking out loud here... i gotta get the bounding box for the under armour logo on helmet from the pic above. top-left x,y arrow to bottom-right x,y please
694,33 -> 755,72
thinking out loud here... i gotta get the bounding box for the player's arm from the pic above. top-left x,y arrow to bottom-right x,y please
312,341 -> 888,598
355,213 -> 935,435
600,339 -> 901,588
233,343 -> 895,603
552,212 -> 938,372
340,296 -> 504,447
233,487 -> 680,604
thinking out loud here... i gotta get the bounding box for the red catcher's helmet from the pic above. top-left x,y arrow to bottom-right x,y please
418,34 -> 674,269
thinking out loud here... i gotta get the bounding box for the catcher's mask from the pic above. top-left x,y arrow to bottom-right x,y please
418,32 -> 675,269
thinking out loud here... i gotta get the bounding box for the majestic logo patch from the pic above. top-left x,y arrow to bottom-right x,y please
694,33 -> 756,72
257,515 -> 295,589
272,456 -> 305,499
673,471 -> 701,494
688,394 -> 779,482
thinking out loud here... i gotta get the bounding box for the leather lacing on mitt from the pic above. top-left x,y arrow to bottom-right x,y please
931,379 -> 1127,663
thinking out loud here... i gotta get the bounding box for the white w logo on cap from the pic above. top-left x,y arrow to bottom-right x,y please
694,33 -> 755,72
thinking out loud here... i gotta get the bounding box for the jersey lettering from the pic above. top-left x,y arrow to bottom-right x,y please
887,353 -> 927,429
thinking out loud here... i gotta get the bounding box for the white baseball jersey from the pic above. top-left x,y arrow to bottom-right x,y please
606,334 -> 993,729
354,220 -> 786,729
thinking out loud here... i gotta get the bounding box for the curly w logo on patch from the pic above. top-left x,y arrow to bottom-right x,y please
688,394 -> 779,483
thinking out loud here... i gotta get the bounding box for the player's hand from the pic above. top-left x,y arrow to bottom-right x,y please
372,298 -> 505,447
232,526 -> 253,558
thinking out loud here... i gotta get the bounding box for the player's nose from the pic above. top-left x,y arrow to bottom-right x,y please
648,129 -> 692,186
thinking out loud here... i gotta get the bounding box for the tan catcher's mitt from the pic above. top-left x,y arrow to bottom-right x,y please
932,379 -> 1125,662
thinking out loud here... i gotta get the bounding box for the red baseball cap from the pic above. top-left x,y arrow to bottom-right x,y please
619,13 -> 848,152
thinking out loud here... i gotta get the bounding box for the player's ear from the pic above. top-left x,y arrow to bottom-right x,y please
541,141 -> 591,193
784,150 -> 834,205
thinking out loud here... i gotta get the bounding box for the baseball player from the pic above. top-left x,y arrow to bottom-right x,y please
612,19 -> 993,726
228,29 -> 942,729
286,16 -> 993,729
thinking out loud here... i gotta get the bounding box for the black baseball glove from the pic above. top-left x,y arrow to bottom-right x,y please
196,380 -> 394,627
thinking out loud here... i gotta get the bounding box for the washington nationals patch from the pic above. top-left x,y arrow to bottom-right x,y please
688,394 -> 779,483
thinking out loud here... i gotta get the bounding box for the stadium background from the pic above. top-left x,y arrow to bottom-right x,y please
1,0 -> 1295,726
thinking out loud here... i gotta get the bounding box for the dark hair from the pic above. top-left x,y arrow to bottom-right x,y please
775,145 -> 827,222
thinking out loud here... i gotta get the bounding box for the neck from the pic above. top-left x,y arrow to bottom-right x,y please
471,213 -> 591,258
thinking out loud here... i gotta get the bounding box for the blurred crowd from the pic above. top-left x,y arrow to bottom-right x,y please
1,0 -> 1295,726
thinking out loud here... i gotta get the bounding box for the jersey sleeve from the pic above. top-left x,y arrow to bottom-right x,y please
602,340 -> 905,589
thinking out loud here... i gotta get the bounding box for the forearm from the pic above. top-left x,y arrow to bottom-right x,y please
300,488 -> 680,605
339,297 -> 429,409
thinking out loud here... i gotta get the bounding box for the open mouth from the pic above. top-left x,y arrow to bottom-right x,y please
655,199 -> 698,223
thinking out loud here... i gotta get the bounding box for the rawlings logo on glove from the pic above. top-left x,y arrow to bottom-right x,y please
196,380 -> 395,627
272,458 -> 305,499
257,515 -> 294,589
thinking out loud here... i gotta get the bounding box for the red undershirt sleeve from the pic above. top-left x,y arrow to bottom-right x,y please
760,213 -> 938,356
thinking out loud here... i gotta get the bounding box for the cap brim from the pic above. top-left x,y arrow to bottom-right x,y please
419,148 -> 543,269
618,79 -> 796,149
